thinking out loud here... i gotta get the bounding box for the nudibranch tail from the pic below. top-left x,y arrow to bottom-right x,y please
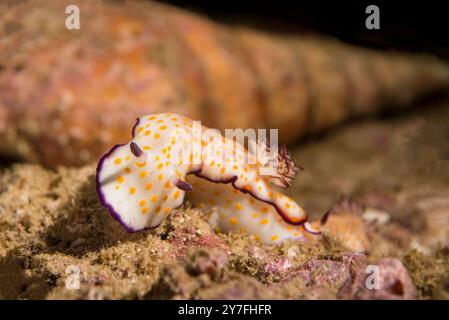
96,113 -> 318,244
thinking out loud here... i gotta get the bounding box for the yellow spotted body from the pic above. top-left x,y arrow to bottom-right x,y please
188,175 -> 309,243
97,113 -> 313,244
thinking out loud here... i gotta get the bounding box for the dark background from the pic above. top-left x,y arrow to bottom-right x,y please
161,1 -> 449,59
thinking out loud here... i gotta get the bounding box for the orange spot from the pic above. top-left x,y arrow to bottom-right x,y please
252,213 -> 259,218
220,167 -> 225,174
130,187 -> 136,194
124,167 -> 131,173
151,195 -> 158,202
244,185 -> 251,192
235,203 -> 242,210
174,191 -> 180,199
229,217 -> 238,225
156,206 -> 162,213
117,176 -> 125,183
142,207 -> 149,214
137,127 -> 143,133
145,130 -> 151,136
164,208 -> 170,214
154,133 -> 161,139
271,235 -> 279,241
114,158 -> 122,165
157,163 -> 163,169
163,195 -> 168,201
160,125 -> 167,130
286,203 -> 291,208
139,171 -> 147,178
158,174 -> 163,181
262,207 -> 268,213
260,219 -> 269,225
164,181 -> 171,188
146,183 -> 152,190
143,146 -> 151,151
135,161 -> 147,167
115,185 -> 120,190
148,116 -> 156,120
139,200 -> 146,206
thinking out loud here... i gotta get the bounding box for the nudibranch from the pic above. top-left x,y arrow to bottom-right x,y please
96,113 -> 319,244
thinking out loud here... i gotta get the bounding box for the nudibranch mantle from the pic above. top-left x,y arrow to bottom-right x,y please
96,113 -> 318,244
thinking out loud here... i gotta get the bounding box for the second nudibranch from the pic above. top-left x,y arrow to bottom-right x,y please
96,113 -> 319,244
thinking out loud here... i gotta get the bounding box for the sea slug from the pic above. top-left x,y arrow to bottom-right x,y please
96,113 -> 319,244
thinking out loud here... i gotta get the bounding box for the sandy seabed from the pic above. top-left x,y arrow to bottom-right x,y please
0,98 -> 448,300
